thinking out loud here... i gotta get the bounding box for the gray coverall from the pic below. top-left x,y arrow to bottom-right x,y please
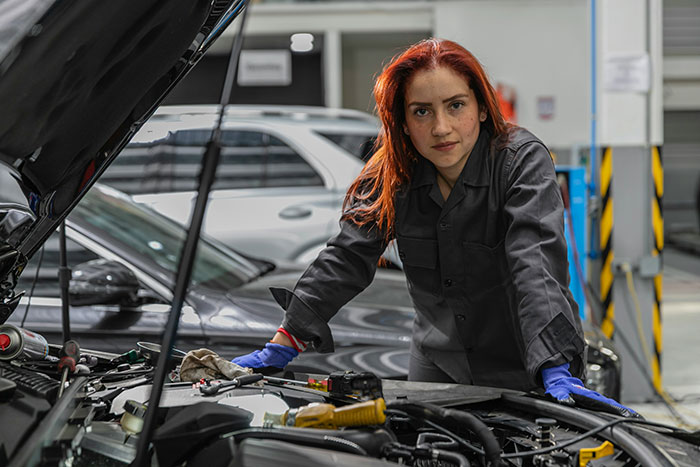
273,126 -> 585,391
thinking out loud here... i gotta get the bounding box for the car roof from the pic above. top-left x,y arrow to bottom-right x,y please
149,104 -> 380,133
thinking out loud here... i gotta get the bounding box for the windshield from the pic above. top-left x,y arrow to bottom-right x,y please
71,185 -> 264,290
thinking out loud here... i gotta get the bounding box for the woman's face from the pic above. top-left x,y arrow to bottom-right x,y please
403,66 -> 486,178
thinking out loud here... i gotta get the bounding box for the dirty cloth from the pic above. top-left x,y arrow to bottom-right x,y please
180,348 -> 253,382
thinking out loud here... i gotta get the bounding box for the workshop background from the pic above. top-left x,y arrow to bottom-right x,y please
167,0 -> 700,425
4,0 -> 700,426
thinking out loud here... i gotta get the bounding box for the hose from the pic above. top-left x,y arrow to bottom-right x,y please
229,428 -> 368,456
619,262 -> 697,429
386,400 -> 502,466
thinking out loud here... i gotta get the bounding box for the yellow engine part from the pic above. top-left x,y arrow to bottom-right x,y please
579,440 -> 615,466
278,398 -> 386,429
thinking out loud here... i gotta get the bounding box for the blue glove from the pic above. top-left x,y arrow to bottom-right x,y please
542,363 -> 640,418
232,343 -> 298,369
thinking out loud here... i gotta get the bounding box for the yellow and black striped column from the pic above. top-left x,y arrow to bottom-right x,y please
651,146 -> 663,392
600,147 -> 615,338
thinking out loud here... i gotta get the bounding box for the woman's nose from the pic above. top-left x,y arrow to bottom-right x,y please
431,112 -> 451,136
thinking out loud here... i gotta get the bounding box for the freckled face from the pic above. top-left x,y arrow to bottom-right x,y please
403,66 -> 487,180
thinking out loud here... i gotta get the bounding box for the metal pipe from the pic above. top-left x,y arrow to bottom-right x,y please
589,0 -> 600,260
58,222 -> 71,342
131,3 -> 251,465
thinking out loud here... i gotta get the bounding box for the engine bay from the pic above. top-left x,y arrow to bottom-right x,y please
0,342 -> 666,467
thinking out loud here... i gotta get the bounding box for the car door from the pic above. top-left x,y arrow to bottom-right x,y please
134,128 -> 342,262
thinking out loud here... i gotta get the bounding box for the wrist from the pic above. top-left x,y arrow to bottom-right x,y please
271,331 -> 294,347
274,327 -> 308,352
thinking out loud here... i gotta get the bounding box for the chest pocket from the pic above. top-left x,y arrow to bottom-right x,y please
463,240 -> 509,299
396,235 -> 440,297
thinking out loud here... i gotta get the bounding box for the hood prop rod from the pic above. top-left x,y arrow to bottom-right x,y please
58,221 -> 71,342
132,2 -> 251,465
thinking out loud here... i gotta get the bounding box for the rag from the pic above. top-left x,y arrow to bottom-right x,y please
180,348 -> 254,383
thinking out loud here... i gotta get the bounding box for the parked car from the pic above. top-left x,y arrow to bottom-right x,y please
100,104 -> 379,264
7,184 -> 413,377
6,183 -> 619,397
1,2 -> 691,466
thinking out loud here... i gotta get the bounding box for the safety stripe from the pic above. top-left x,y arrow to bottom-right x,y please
600,147 -> 615,338
651,146 -> 664,391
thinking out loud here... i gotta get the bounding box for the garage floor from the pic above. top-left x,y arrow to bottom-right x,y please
627,247 -> 700,428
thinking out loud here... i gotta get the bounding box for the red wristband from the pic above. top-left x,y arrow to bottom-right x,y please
277,327 -> 307,353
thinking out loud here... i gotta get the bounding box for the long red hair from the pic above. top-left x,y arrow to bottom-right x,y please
343,38 -> 509,240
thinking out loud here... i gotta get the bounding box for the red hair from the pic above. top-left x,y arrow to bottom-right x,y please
343,39 -> 510,239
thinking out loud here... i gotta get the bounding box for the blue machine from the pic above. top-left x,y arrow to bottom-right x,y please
556,166 -> 587,320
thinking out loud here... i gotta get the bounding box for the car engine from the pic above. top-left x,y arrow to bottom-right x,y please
0,341 -> 666,467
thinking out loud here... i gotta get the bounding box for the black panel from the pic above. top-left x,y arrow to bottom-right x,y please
164,52 -> 324,106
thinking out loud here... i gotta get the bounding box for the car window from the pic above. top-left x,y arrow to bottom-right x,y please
103,129 -> 323,195
315,132 -> 377,162
264,135 -> 324,188
16,235 -> 100,298
71,187 -> 260,290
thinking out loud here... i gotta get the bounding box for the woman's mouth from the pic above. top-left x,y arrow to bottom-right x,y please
432,142 -> 457,151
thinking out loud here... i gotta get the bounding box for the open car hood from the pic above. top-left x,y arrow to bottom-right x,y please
0,0 -> 244,312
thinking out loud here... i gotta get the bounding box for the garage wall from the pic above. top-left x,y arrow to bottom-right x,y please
434,0 -> 589,148
341,32 -> 430,113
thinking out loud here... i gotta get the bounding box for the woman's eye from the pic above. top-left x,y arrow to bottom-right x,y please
450,101 -> 465,110
414,108 -> 429,117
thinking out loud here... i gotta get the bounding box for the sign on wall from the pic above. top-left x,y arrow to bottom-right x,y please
238,50 -> 292,86
603,53 -> 651,93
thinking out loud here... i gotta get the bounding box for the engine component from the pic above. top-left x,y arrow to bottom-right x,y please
578,440 -> 615,466
328,370 -> 383,400
536,417 -> 557,448
199,374 -> 263,396
264,398 -> 386,429
0,324 -> 48,361
386,400 -> 502,467
120,399 -> 147,435
152,401 -> 254,467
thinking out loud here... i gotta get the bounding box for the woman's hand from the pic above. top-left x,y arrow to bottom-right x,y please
232,341 -> 298,370
542,363 -> 640,418
232,329 -> 307,370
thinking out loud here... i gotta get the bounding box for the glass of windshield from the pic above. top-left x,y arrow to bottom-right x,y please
72,185 -> 263,290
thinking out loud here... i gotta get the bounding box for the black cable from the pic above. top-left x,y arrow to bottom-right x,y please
385,401 -> 502,465
389,408 -> 691,460
386,409 -> 485,456
578,267 -> 690,423
501,417 -> 686,459
609,320 -> 690,425
20,244 -> 44,328
228,428 -> 367,456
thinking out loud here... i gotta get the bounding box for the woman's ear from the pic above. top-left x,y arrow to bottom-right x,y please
403,124 -> 410,135
479,108 -> 487,122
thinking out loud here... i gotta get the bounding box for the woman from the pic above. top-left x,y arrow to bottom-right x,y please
234,39 -> 634,416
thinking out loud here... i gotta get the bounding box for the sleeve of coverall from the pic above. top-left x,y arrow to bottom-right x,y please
502,141 -> 586,386
276,212 -> 388,353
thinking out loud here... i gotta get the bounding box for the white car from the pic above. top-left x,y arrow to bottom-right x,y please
102,105 -> 379,263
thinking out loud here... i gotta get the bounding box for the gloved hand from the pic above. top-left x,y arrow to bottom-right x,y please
542,363 -> 640,418
232,343 -> 298,370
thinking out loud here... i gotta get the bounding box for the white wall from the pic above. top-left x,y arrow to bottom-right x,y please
597,0 -> 663,146
217,0 -> 663,148
435,0 -> 589,148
